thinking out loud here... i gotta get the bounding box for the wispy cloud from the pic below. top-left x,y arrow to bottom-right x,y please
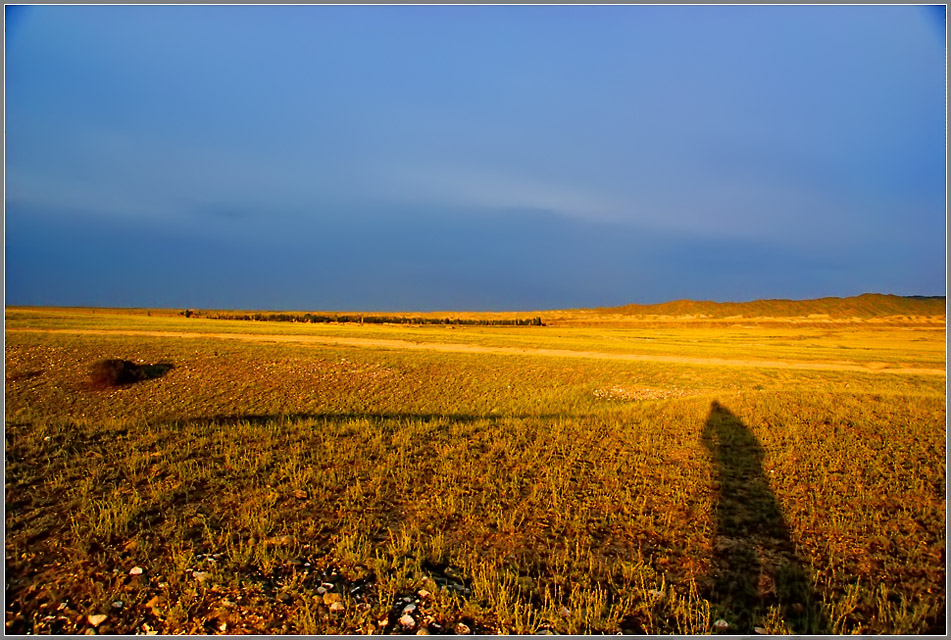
369,161 -> 625,222
5,169 -> 174,219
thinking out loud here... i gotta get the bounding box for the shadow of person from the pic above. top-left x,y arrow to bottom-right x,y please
701,401 -> 828,633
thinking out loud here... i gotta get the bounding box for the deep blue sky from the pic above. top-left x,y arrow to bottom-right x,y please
5,5 -> 946,311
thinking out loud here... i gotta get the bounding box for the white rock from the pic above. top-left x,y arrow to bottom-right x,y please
714,619 -> 729,631
417,589 -> 431,598
129,566 -> 144,576
559,606 -> 570,617
317,586 -> 326,595
87,614 -> 107,627
193,571 -> 211,582
455,622 -> 471,634
111,601 -> 123,609
754,627 -> 767,635
403,603 -> 417,614
330,601 -> 345,613
399,614 -> 416,629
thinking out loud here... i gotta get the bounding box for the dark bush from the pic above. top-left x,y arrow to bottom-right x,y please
89,359 -> 147,388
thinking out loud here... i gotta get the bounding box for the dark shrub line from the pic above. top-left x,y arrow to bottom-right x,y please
182,310 -> 544,327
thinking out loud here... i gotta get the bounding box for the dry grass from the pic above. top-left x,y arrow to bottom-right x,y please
4,307 -> 946,635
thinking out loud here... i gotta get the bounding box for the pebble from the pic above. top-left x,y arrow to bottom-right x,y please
648,589 -> 664,598
416,628 -> 430,635
317,586 -> 326,595
87,614 -> 107,627
455,622 -> 471,635
129,567 -> 144,576
559,606 -> 570,618
329,601 -> 345,613
714,619 -> 729,631
110,601 -> 123,609
399,614 -> 416,629
193,571 -> 211,582
402,603 -> 417,614
417,589 -> 431,598
754,627 -> 767,635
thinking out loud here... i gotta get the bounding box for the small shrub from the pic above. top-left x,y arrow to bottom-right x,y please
89,359 -> 147,388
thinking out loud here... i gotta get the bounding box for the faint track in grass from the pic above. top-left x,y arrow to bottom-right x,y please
5,328 -> 946,376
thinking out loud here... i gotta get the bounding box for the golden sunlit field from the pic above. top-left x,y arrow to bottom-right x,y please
4,304 -> 946,635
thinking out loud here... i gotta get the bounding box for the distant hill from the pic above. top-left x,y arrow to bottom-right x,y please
599,293 -> 946,319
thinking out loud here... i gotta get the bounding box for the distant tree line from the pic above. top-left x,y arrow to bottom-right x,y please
184,309 -> 544,327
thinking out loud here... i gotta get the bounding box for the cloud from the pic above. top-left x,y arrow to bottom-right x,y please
4,169 -> 174,219
5,126 -> 342,225
360,147 -> 893,253
368,161 -> 625,222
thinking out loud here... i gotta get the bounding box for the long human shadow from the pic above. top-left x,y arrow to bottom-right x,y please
701,401 -> 828,634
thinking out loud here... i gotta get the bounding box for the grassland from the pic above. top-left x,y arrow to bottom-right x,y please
4,302 -> 946,635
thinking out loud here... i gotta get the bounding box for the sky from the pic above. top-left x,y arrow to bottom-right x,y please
4,4 -> 947,311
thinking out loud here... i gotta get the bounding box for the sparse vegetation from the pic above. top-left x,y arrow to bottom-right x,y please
4,301 -> 946,635
601,293 -> 946,320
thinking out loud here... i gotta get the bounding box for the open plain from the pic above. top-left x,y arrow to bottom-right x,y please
4,299 -> 946,635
